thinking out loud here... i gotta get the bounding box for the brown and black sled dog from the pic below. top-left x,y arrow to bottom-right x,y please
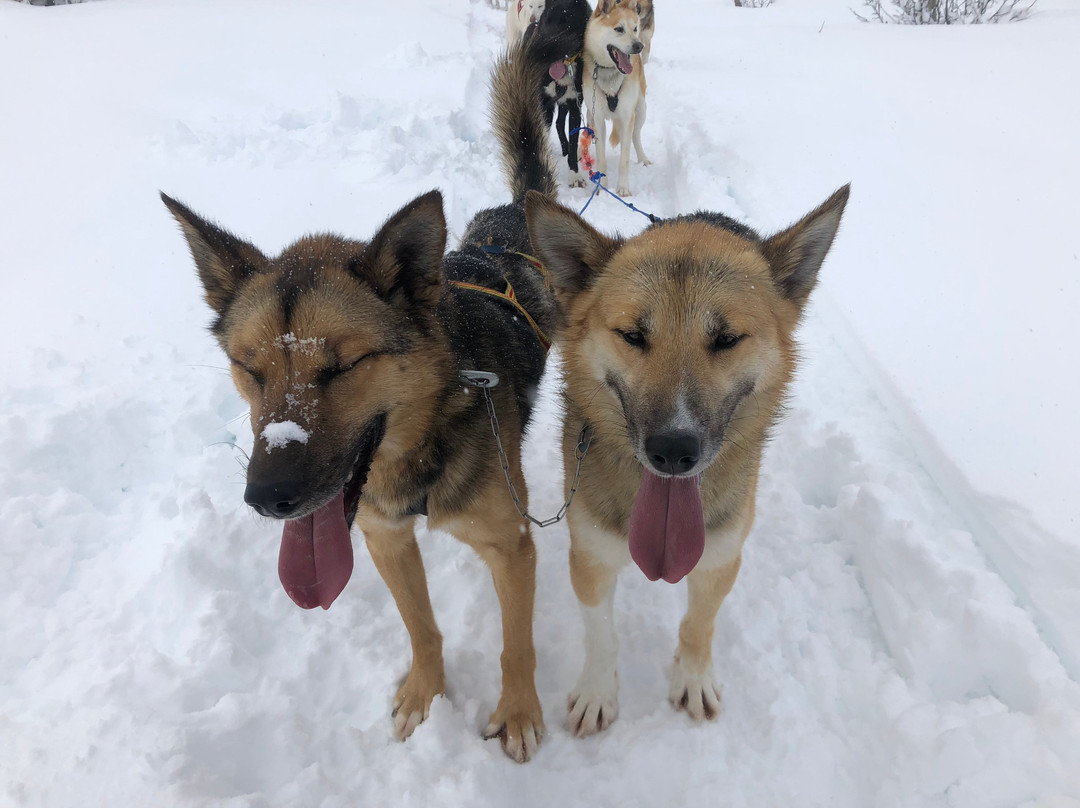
525,185 -> 850,736
161,34 -> 572,762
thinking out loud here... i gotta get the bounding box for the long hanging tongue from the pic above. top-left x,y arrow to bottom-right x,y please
549,60 -> 567,81
278,491 -> 354,609
628,472 -> 705,584
614,48 -> 633,75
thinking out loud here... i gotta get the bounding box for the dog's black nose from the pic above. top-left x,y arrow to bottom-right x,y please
645,432 -> 700,475
244,481 -> 303,518
631,41 -> 643,54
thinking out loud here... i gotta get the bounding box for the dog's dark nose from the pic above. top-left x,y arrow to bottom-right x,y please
631,41 -> 643,54
244,481 -> 303,518
645,432 -> 700,476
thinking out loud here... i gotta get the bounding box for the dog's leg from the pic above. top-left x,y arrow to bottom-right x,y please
566,522 -> 623,738
668,555 -> 742,720
631,95 -> 652,167
567,99 -> 585,188
556,102 -> 570,157
593,113 -> 608,178
449,492 -> 544,763
615,111 -> 634,196
361,514 -> 446,741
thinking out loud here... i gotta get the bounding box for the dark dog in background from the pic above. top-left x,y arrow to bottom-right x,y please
529,0 -> 592,187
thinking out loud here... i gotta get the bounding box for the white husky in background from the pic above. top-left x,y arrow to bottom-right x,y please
507,0 -> 546,42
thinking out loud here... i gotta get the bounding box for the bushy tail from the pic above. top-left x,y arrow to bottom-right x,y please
490,39 -> 558,205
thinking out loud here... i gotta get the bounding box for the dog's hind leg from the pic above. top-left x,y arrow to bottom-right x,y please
360,512 -> 446,741
631,95 -> 652,166
668,555 -> 741,721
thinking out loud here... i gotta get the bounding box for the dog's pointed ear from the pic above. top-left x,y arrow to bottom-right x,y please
762,184 -> 850,307
525,190 -> 622,303
360,190 -> 446,308
161,192 -> 268,314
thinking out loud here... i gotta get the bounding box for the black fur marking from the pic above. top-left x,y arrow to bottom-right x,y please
604,371 -> 631,419
607,94 -> 619,113
718,380 -> 755,430
656,212 -> 762,243
276,268 -> 319,330
404,497 -> 429,517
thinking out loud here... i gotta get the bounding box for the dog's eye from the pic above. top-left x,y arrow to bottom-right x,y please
615,25 -> 625,33
711,333 -> 744,352
617,329 -> 647,349
231,360 -> 265,388
317,354 -> 375,385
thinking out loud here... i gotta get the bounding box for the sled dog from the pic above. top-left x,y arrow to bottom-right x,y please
507,0 -> 546,41
582,0 -> 650,196
162,36 -> 567,763
524,185 -> 850,736
535,0 -> 592,187
636,0 -> 654,63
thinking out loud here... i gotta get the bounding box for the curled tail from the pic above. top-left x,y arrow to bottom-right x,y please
490,39 -> 558,205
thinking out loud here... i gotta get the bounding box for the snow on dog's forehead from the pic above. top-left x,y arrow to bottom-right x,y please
273,333 -> 324,354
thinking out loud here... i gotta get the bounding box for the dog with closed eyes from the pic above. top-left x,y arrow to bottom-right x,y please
162,32 -> 576,762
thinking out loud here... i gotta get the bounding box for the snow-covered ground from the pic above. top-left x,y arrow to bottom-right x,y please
1,0 -> 1077,805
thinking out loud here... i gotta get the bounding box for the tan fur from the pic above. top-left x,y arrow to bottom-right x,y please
525,185 -> 850,736
636,0 -> 655,63
583,0 -> 651,196
164,185 -> 552,762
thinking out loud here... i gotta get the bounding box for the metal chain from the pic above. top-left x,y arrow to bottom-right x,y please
460,370 -> 592,528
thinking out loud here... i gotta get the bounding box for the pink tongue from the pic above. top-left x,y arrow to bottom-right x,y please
615,49 -> 633,74
278,491 -> 354,610
549,61 -> 567,81
628,472 -> 705,584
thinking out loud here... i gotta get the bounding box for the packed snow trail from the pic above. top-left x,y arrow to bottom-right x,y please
1,1 -> 1078,807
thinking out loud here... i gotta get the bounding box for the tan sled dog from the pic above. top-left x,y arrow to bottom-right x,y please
525,186 -> 850,736
582,0 -> 651,196
636,0 -> 655,63
161,38 -> 567,762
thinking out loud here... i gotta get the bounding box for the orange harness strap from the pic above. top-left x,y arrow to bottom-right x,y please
448,279 -> 552,352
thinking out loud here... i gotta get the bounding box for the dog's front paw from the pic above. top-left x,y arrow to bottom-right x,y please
639,157 -> 653,167
483,695 -> 545,763
616,185 -> 632,197
568,172 -> 586,189
391,663 -> 446,741
668,656 -> 721,721
567,671 -> 619,738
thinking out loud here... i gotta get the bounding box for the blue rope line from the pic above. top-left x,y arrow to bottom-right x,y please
568,127 -> 662,224
579,172 -> 604,217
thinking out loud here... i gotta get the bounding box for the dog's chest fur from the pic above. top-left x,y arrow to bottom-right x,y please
590,65 -> 629,111
544,61 -> 582,103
